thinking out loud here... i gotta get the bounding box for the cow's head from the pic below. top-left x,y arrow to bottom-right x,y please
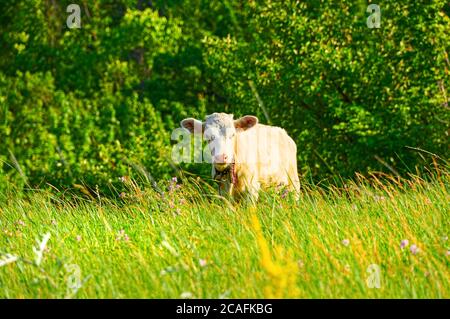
180,113 -> 258,171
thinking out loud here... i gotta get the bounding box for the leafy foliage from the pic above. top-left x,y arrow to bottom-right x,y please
0,0 -> 449,194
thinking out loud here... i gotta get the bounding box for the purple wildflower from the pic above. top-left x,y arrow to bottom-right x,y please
410,244 -> 419,255
400,239 -> 409,249
168,177 -> 180,193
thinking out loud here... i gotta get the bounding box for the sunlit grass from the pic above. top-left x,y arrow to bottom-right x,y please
0,170 -> 448,298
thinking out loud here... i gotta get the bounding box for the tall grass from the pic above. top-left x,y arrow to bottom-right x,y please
0,170 -> 448,298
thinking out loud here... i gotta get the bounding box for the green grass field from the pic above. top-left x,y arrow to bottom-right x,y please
0,171 -> 449,298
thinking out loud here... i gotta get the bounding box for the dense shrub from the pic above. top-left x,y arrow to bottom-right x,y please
0,0 -> 449,194
202,0 -> 450,178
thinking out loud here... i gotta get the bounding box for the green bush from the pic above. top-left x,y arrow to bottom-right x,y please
0,71 -> 172,193
0,0 -> 449,194
202,0 -> 450,179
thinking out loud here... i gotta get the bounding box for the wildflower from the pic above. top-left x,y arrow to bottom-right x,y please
410,244 -> 419,255
400,239 -> 409,249
174,208 -> 181,216
374,195 -> 386,202
251,214 -> 300,298
119,192 -> 126,199
199,259 -> 207,267
3,230 -> 13,237
446,250 -> 450,257
116,229 -> 130,242
17,220 -> 25,227
342,239 -> 350,247
119,176 -> 126,183
51,219 -> 57,225
281,188 -> 289,199
76,235 -> 82,242
179,198 -> 186,205
168,177 -> 181,192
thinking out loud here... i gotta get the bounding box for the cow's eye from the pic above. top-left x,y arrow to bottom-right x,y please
209,135 -> 216,142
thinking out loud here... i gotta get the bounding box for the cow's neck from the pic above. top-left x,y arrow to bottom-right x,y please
213,136 -> 239,194
213,163 -> 237,195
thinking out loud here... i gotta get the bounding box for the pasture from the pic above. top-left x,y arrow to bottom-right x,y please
1,172 -> 448,298
1,0 -> 449,302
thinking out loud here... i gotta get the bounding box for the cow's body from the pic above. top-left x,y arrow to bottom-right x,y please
181,113 -> 300,202
220,123 -> 299,201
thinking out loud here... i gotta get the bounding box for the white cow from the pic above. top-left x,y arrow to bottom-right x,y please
181,113 -> 300,202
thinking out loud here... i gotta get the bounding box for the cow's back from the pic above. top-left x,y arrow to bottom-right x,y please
234,124 -> 299,193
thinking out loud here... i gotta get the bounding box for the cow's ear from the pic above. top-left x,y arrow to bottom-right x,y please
234,115 -> 258,130
180,118 -> 204,134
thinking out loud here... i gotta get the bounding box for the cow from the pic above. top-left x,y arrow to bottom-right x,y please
180,113 -> 300,202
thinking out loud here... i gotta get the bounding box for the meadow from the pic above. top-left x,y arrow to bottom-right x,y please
1,0 -> 449,300
0,171 -> 448,298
